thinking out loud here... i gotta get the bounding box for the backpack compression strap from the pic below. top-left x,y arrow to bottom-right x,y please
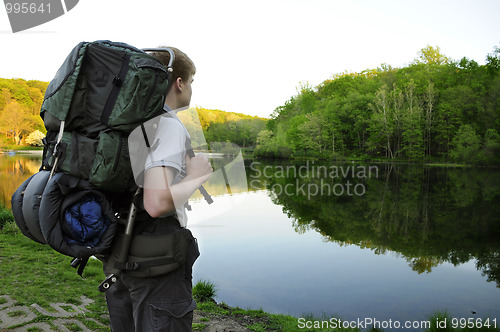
100,53 -> 131,126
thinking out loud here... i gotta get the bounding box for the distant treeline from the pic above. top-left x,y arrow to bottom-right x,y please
0,78 -> 267,149
194,108 -> 267,149
256,45 -> 500,165
0,78 -> 48,146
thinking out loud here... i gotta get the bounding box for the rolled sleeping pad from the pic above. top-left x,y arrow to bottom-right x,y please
11,173 -> 37,242
11,171 -> 51,244
22,171 -> 51,243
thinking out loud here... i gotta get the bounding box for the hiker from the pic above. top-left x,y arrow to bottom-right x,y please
104,46 -> 213,331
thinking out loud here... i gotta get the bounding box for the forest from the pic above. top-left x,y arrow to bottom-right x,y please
255,45 -> 500,165
0,78 -> 267,149
3,45 -> 500,164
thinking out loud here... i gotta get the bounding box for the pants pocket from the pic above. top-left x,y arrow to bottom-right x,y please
150,298 -> 197,331
185,234 -> 200,279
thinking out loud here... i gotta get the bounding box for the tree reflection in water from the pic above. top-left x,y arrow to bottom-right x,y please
247,160 -> 500,287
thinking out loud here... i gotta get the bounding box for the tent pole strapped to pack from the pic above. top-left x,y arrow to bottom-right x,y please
49,120 -> 65,180
98,187 -> 140,292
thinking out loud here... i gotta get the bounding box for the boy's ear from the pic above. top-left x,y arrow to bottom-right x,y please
175,77 -> 183,91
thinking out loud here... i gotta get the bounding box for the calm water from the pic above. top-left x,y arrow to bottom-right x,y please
2,153 -> 500,328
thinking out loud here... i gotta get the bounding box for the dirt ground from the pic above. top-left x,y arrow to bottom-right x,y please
193,310 -> 253,331
0,293 -> 275,331
193,303 -> 277,332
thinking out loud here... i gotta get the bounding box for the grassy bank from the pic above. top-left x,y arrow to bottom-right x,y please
1,204 -> 498,331
0,216 -> 301,331
0,145 -> 44,152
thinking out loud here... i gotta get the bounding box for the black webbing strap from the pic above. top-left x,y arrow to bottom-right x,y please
185,136 -> 214,205
70,257 -> 89,277
139,257 -> 179,268
140,123 -> 151,148
101,53 -> 131,125
57,173 -> 82,195
114,256 -> 180,271
186,147 -> 214,204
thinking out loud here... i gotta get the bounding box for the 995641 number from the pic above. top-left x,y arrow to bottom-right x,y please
451,318 -> 497,329
5,2 -> 51,14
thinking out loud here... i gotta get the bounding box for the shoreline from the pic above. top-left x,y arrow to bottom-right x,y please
5,148 -> 500,168
1,149 -> 43,155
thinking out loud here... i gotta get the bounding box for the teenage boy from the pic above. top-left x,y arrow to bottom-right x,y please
105,46 -> 212,332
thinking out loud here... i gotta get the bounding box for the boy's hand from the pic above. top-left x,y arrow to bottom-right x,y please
185,154 -> 212,183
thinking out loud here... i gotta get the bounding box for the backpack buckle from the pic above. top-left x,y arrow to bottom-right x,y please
113,76 -> 123,87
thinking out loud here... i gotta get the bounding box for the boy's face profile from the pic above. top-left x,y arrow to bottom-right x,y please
180,75 -> 194,109
170,74 -> 194,112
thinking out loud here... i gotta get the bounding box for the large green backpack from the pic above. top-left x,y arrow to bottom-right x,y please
40,40 -> 173,192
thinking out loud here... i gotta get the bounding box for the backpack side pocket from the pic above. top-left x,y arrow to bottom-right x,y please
89,131 -> 135,192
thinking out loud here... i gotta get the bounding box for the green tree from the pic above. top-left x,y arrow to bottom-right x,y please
368,85 -> 394,158
298,84 -> 316,114
423,82 -> 435,158
433,86 -> 464,158
297,113 -> 323,156
331,91 -> 374,156
0,101 -> 37,145
0,78 -> 49,143
414,45 -> 450,65
284,114 -> 307,154
481,129 -> 500,164
486,44 -> 500,75
254,129 -> 275,157
254,128 -> 292,158
450,124 -> 482,163
0,88 -> 12,112
401,80 -> 424,160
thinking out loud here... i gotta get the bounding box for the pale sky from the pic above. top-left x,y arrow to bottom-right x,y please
1,0 -> 499,118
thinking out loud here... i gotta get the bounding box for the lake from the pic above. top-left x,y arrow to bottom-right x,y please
2,153 -> 500,329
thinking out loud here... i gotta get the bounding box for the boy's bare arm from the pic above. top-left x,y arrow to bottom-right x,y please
143,154 -> 212,218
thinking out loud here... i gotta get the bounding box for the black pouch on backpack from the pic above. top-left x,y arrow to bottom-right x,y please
103,216 -> 199,278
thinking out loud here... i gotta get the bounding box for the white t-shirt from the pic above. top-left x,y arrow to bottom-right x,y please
144,105 -> 190,227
